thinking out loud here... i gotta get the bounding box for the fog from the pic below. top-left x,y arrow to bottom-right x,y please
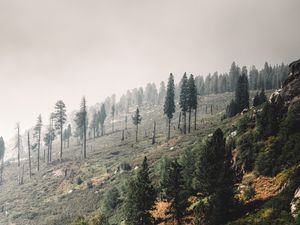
0,0 -> 300,141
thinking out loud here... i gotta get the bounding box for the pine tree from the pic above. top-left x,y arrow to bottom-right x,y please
124,157 -> 156,225
54,100 -> 67,161
91,112 -> 98,139
180,73 -> 189,134
158,81 -> 166,105
162,159 -> 188,224
111,104 -> 115,133
75,97 -> 88,159
259,88 -> 267,104
164,73 -> 176,140
99,104 -> 107,136
132,108 -> 142,143
235,74 -> 249,113
0,137 -> 5,184
188,74 -> 198,132
33,114 -> 42,171
253,92 -> 260,107
193,128 -> 234,224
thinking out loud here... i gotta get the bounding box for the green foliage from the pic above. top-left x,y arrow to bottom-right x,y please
89,212 -> 109,225
254,136 -> 281,176
132,108 -> 142,126
193,128 -> 234,224
54,100 -> 67,130
235,73 -> 249,113
180,148 -> 196,196
124,157 -> 156,225
161,159 -> 188,223
236,131 -> 256,172
256,96 -> 284,140
164,74 -> 175,120
179,73 -> 189,113
227,99 -> 237,117
157,156 -> 172,198
102,187 -> 120,213
237,115 -> 252,134
71,216 -> 88,225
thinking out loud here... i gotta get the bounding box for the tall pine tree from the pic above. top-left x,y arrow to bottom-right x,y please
124,156 -> 156,225
180,73 -> 189,134
164,73 -> 176,140
132,108 -> 142,143
54,100 -> 67,161
188,74 -> 198,132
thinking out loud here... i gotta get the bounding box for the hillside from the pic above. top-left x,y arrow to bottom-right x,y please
0,65 -> 299,225
0,91 -> 239,225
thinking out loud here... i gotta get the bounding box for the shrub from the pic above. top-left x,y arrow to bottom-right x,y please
76,177 -> 83,185
236,131 -> 256,172
254,136 -> 281,176
244,185 -> 256,201
120,162 -> 131,171
89,212 -> 109,225
71,216 -> 88,225
102,187 -> 120,213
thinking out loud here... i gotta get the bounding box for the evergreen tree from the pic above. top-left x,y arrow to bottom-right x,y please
132,108 -> 142,143
54,100 -> 67,161
67,124 -> 72,147
253,92 -> 260,107
235,73 -> 249,113
0,137 -> 5,184
75,97 -> 88,159
188,74 -> 198,132
193,128 -> 234,224
179,73 -> 189,134
91,112 -> 98,139
124,157 -> 156,225
158,81 -> 166,105
99,104 -> 107,136
164,73 -> 176,140
111,104 -> 115,133
259,88 -> 267,104
227,99 -> 237,117
33,114 -> 42,170
162,159 -> 188,224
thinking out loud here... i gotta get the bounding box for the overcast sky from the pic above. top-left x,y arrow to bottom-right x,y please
0,0 -> 300,141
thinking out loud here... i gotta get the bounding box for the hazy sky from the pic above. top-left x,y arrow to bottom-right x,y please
0,0 -> 300,141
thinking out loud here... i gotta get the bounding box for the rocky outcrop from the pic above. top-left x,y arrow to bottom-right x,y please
270,59 -> 300,109
291,187 -> 300,218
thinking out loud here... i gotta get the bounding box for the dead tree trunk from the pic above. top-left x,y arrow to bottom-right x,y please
19,164 -> 24,185
27,132 -> 31,178
152,121 -> 156,145
135,125 -> 138,143
210,105 -> 213,115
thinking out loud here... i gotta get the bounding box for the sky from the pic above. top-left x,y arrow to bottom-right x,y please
0,0 -> 300,141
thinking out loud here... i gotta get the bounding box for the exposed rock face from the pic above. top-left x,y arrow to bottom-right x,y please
280,59 -> 300,107
270,59 -> 300,109
291,187 -> 300,218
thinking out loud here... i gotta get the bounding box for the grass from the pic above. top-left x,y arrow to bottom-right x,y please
0,90 -> 273,225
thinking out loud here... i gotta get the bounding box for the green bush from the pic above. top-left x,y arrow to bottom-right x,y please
254,136 -> 280,176
102,187 -> 120,213
71,216 -> 88,225
236,131 -> 256,172
89,212 -> 109,225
